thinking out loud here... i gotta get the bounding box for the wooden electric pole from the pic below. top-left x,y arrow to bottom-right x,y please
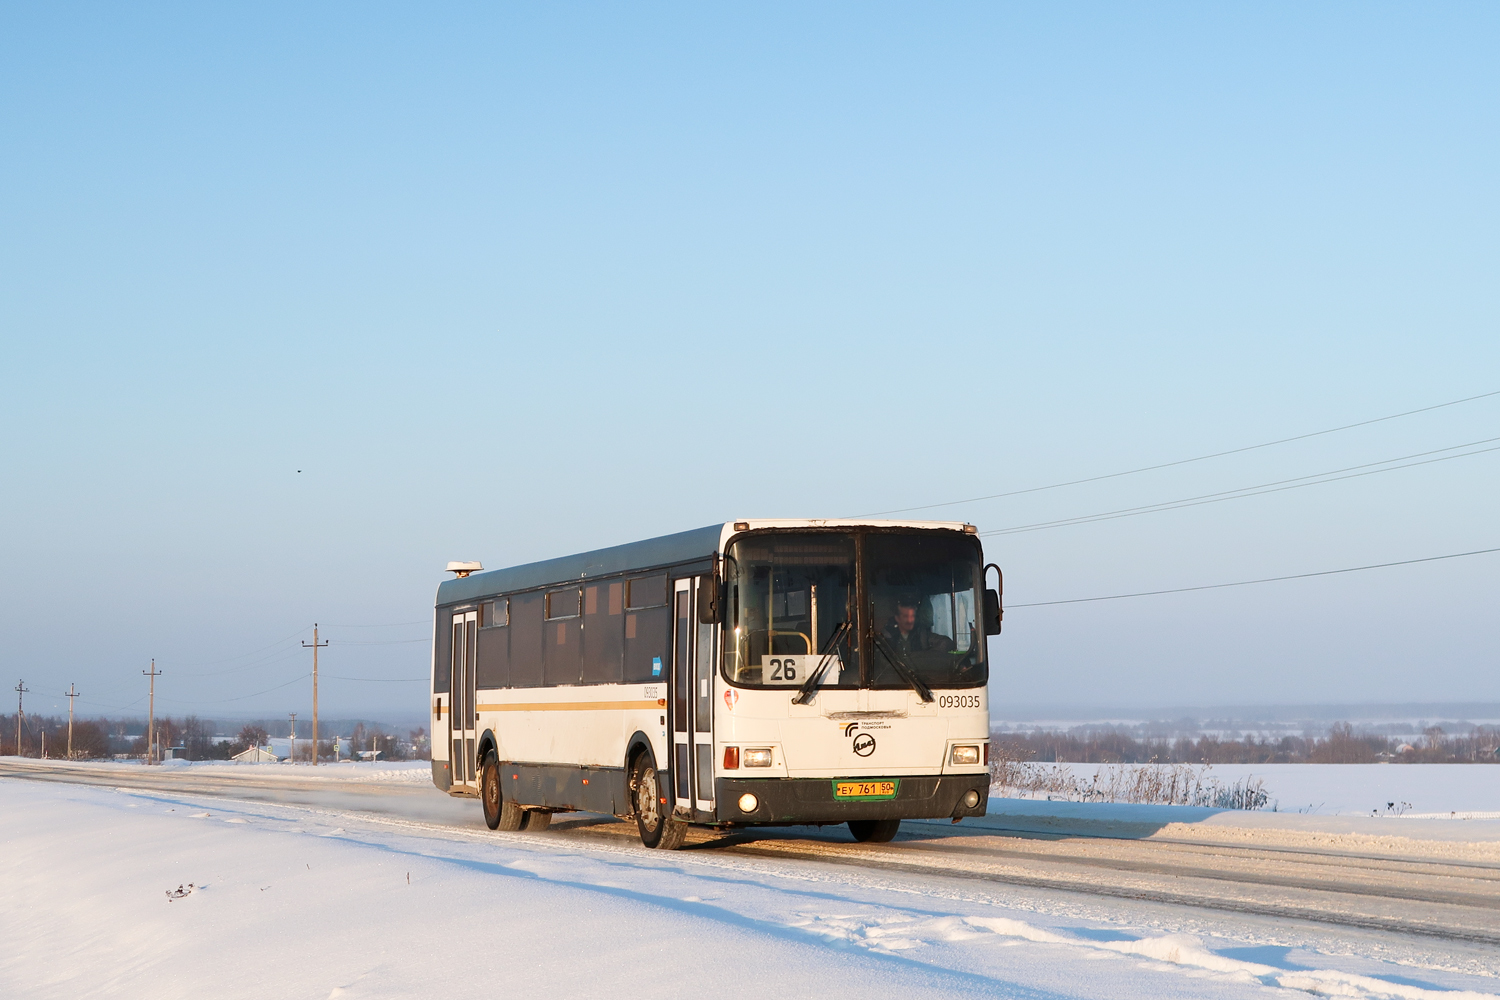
65,684 -> 80,758
288,713 -> 297,761
14,680 -> 28,757
143,660 -> 161,764
303,625 -> 329,766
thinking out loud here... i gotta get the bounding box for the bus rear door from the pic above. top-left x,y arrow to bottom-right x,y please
449,609 -> 478,792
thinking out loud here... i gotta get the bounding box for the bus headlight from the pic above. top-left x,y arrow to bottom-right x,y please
738,793 -> 759,813
962,789 -> 981,809
743,748 -> 773,767
950,745 -> 980,765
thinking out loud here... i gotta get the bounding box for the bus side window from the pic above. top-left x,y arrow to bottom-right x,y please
434,613 -> 453,693
624,604 -> 670,683
582,580 -> 624,685
508,592 -> 545,688
544,589 -> 583,687
475,610 -> 510,689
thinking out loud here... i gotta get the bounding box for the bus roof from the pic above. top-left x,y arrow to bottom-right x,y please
437,523 -> 724,605
435,518 -> 975,605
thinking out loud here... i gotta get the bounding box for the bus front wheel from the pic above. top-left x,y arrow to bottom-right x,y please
848,819 -> 900,843
481,750 -> 527,831
631,754 -> 687,850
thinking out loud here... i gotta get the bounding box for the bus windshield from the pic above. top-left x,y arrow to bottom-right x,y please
865,532 -> 985,690
722,529 -> 986,691
723,534 -> 860,688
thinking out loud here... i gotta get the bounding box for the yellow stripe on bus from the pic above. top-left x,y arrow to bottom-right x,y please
475,700 -> 660,712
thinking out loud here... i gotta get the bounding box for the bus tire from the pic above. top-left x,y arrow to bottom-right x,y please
524,809 -> 551,833
631,754 -> 687,850
848,819 -> 900,843
481,751 -> 527,831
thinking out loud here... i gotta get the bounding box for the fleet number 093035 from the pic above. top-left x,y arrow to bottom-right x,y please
937,694 -> 982,709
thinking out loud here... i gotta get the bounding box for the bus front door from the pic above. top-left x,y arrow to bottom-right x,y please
672,577 -> 716,817
449,610 -> 478,792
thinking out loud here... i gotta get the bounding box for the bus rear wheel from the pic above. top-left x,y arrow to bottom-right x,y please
481,750 -> 527,831
848,819 -> 900,843
631,754 -> 686,850
524,810 -> 551,832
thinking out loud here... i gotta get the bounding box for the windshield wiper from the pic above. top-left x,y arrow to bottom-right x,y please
871,632 -> 935,703
791,621 -> 850,706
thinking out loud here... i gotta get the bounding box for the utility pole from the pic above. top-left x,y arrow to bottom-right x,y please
288,713 -> 297,762
303,625 -> 329,766
143,660 -> 161,764
65,684 -> 80,759
14,680 -> 28,757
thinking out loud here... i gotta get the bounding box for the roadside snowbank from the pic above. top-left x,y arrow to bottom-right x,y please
7,756 -> 434,783
975,764 -> 1500,861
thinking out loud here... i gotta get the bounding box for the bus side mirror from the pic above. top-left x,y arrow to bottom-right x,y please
983,589 -> 1002,635
983,563 -> 1003,635
697,575 -> 721,624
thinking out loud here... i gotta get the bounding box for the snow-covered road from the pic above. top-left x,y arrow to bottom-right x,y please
4,762 -> 1500,999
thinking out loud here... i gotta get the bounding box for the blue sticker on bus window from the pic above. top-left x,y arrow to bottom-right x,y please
652,657 -> 662,676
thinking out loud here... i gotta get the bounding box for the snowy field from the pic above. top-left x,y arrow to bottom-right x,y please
5,765 -> 1500,1000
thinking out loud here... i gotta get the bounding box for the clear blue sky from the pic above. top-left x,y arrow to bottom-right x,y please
2,3 -> 1496,722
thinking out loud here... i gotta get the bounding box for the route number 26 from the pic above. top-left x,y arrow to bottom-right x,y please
768,658 -> 799,682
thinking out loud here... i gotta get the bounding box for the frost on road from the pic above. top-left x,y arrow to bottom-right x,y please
2,766 -> 1498,1000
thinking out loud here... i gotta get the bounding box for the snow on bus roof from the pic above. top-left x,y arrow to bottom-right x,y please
436,519 -> 975,605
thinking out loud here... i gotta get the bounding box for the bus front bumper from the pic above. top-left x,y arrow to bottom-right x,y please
714,774 -> 989,825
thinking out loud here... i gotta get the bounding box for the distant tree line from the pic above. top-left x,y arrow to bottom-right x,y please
992,722 -> 1500,764
1,713 -> 431,761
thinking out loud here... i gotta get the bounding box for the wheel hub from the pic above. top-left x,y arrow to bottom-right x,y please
635,768 -> 660,827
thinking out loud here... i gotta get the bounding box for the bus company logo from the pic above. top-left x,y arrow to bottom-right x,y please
851,733 -> 876,757
722,689 -> 739,711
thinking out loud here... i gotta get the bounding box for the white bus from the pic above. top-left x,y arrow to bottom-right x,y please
431,519 -> 1001,849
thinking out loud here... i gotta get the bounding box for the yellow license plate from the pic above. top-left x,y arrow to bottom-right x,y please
833,780 -> 899,800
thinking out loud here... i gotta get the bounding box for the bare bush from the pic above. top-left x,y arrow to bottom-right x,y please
989,745 -> 1269,810
992,723 -> 1499,765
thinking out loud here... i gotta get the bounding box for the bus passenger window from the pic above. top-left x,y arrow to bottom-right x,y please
546,589 -> 580,620
626,575 -> 667,610
582,581 -> 624,685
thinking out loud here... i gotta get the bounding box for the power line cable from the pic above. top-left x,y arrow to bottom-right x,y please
333,638 -> 430,646
1009,546 -> 1500,608
322,620 -> 430,628
172,620 -> 430,677
982,438 -> 1500,537
176,645 -> 306,678
193,625 -> 311,667
157,673 -> 311,705
857,388 -> 1500,518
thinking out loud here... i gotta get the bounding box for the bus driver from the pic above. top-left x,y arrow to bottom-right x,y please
882,594 -> 956,656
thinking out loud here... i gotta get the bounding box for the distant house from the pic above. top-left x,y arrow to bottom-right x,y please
263,737 -> 353,761
232,745 -> 280,763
